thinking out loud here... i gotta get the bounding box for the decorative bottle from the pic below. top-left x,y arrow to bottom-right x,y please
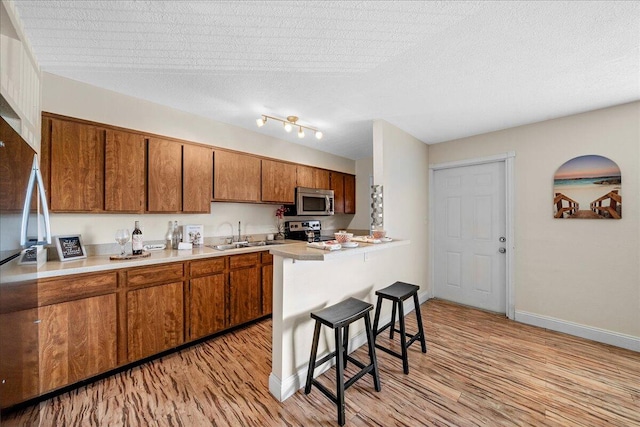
132,221 -> 143,255
172,221 -> 182,249
165,221 -> 174,249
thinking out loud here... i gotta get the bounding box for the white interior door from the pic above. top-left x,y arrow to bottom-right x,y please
433,161 -> 506,313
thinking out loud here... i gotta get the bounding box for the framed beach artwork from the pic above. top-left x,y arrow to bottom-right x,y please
553,155 -> 622,219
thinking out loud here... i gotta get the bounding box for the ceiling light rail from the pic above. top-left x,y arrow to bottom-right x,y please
256,114 -> 323,140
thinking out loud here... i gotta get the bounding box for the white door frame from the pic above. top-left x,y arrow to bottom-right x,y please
429,152 -> 516,319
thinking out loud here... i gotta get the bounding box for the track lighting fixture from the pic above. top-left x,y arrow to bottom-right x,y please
256,114 -> 323,140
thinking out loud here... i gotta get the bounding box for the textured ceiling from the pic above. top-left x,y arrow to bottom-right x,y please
13,0 -> 640,160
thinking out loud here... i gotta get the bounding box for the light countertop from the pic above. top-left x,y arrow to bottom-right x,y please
268,239 -> 409,261
1,239 -> 409,282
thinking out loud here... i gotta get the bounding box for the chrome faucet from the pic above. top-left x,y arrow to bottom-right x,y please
238,221 -> 241,243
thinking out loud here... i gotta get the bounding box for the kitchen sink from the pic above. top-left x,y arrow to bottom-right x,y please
208,243 -> 248,251
207,240 -> 284,251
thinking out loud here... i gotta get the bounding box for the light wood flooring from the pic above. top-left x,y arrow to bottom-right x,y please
3,299 -> 639,426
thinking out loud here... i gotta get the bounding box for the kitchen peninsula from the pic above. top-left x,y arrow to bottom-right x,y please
0,238 -> 415,408
267,238 -> 413,401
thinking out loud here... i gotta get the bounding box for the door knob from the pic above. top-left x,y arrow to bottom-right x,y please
499,237 -> 506,242
498,247 -> 506,254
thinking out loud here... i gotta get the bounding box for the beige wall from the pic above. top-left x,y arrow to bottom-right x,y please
373,120 -> 430,294
428,102 -> 640,344
41,73 -> 356,245
348,157 -> 373,231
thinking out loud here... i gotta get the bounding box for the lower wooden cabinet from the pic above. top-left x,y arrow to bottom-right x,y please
229,254 -> 262,326
38,293 -> 117,394
2,250 -> 274,408
261,252 -> 273,316
0,309 -> 39,408
127,282 -> 184,361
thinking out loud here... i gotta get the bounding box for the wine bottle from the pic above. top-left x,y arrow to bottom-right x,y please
132,221 -> 143,255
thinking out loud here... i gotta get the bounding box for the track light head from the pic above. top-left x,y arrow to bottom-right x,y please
284,122 -> 292,132
298,127 -> 304,138
256,116 -> 266,127
315,131 -> 323,140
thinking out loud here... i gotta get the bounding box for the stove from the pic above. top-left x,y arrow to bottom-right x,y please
285,220 -> 332,242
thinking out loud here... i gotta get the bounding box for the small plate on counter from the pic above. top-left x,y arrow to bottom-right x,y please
341,242 -> 359,248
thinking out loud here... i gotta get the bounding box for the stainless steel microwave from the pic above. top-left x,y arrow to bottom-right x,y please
292,187 -> 334,216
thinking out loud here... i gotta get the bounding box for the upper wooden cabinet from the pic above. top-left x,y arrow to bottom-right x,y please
213,150 -> 261,202
296,165 -> 315,188
331,172 -> 345,214
40,113 -> 354,213
147,137 -> 182,212
344,174 -> 356,214
105,129 -> 145,212
0,117 -> 37,212
183,144 -> 212,213
296,165 -> 331,191
315,169 -> 331,190
262,159 -> 296,204
47,118 -> 105,212
331,172 -> 356,214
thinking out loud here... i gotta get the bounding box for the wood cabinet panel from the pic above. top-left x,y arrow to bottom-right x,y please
183,144 -> 212,213
105,129 -> 145,212
40,117 -> 52,205
331,172 -> 345,214
296,165 -> 315,188
39,294 -> 117,394
213,150 -> 261,202
315,169 -> 331,190
261,264 -> 273,316
189,274 -> 226,340
38,272 -> 117,307
261,251 -> 273,264
229,253 -> 259,270
344,174 -> 356,214
0,117 -> 37,212
49,119 -> 104,211
147,137 -> 182,212
127,262 -> 184,288
261,159 -> 296,203
229,266 -> 261,326
127,281 -> 184,361
190,257 -> 226,278
0,309 -> 39,409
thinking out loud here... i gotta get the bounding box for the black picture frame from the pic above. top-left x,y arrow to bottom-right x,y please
54,234 -> 87,262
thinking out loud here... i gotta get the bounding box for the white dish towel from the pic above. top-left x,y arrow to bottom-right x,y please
307,242 -> 342,251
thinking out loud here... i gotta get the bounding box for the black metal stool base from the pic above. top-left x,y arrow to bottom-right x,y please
372,282 -> 427,375
304,297 -> 381,426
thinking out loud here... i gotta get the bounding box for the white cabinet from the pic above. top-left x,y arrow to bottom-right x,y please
0,1 -> 41,149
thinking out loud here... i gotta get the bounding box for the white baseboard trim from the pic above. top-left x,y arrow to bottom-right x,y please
515,310 -> 640,352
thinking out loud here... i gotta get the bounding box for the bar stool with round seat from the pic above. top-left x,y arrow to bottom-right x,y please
372,281 -> 427,374
304,297 -> 381,426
